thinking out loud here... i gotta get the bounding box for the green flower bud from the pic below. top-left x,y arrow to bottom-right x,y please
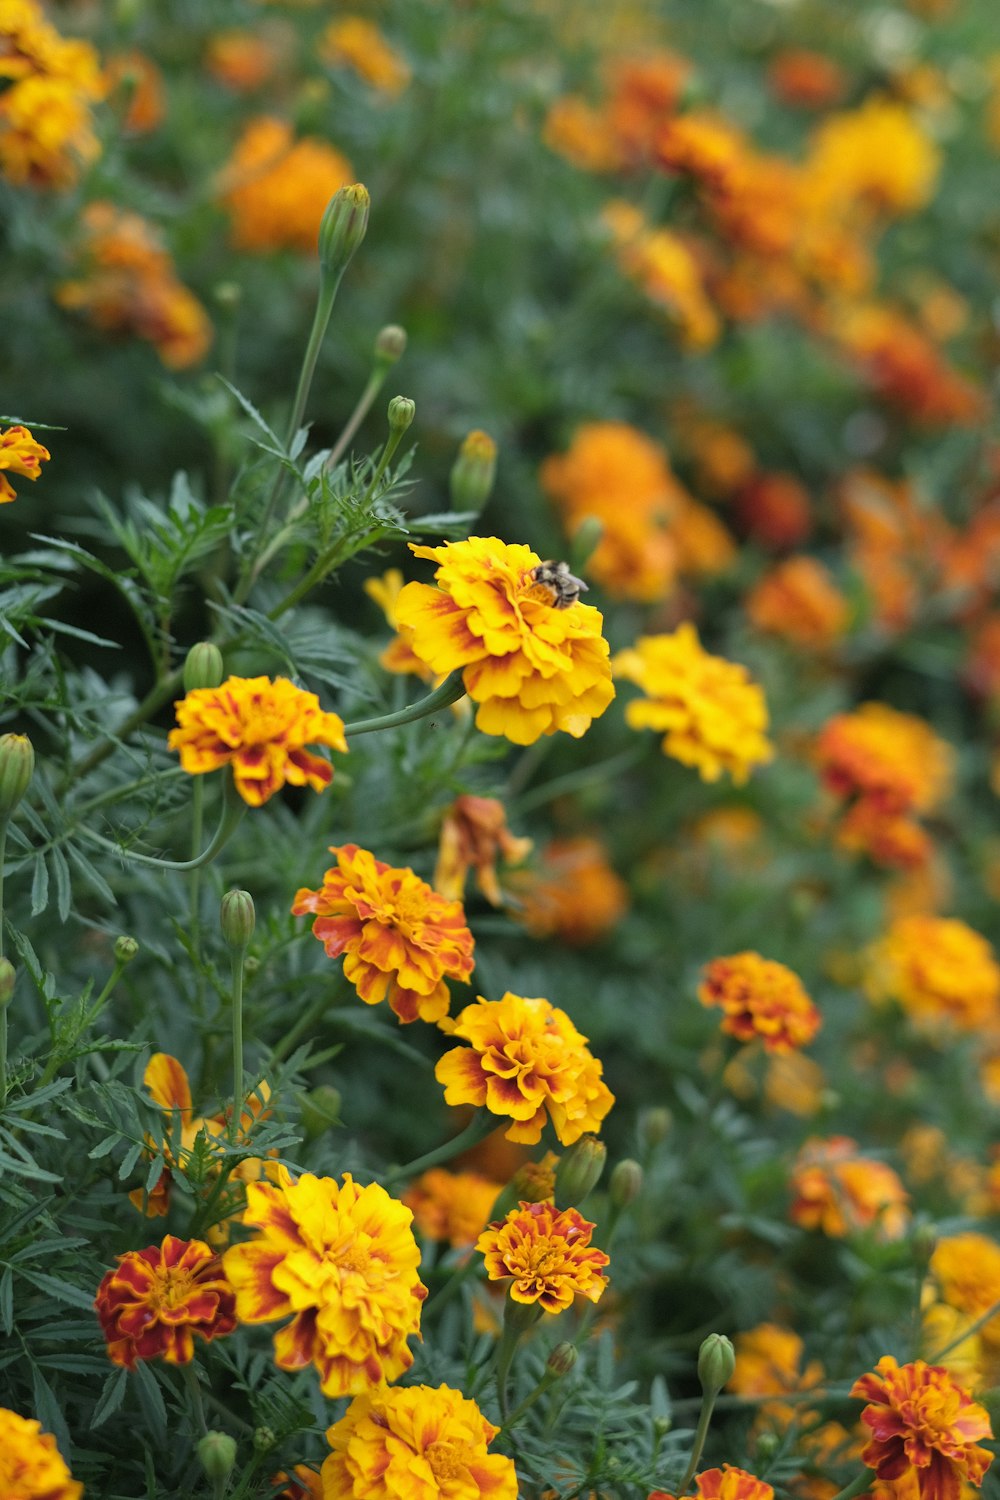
375,324 -> 407,364
300,1083 -> 342,1139
609,1158 -> 643,1209
547,1342 -> 578,1378
212,281 -> 242,312
220,890 -> 255,951
387,395 -> 415,432
319,183 -> 370,279
640,1107 -> 673,1148
197,1431 -> 237,1484
754,1430 -> 780,1463
449,430 -> 497,512
183,642 -> 224,693
554,1136 -> 607,1208
253,1425 -> 276,1453
0,958 -> 15,1007
0,734 -> 34,822
569,516 -> 604,574
114,936 -> 139,965
697,1333 -> 736,1397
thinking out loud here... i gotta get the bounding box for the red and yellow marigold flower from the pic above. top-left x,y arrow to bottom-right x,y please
169,674 -> 347,808
435,992 -> 614,1145
699,952 -> 821,1053
393,537 -> 615,746
511,836 -> 629,946
0,1407 -> 83,1500
434,795 -> 532,908
789,1136 -> 910,1241
219,116 -> 353,254
852,1357 -> 993,1500
0,424 -> 50,503
403,1168 -> 503,1248
322,1383 -> 518,1500
222,1167 -> 426,1397
817,703 -> 953,817
613,623 -> 774,785
94,1235 -> 236,1368
650,1465 -> 775,1500
864,916 -> 1000,1034
476,1200 -> 609,1313
320,17 -> 410,96
292,843 -> 475,1025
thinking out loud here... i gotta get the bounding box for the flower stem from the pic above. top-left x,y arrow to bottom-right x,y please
825,1473 -> 872,1500
383,1109 -> 494,1188
77,774 -> 246,872
677,1388 -> 719,1495
183,1361 -> 208,1436
0,825 -> 6,1107
327,364 -> 390,470
229,950 -> 246,1145
343,672 -> 466,738
927,1298 -> 1000,1362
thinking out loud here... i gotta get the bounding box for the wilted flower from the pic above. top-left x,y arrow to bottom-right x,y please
95,1235 -> 237,1368
0,1407 -> 83,1500
789,1136 -> 910,1241
219,116 -> 353,253
864,915 -> 1000,1034
403,1168 -> 502,1248
434,795 -> 532,907
0,424 -> 51,503
851,1357 -> 993,1500
477,1201 -> 609,1312
699,952 -> 821,1052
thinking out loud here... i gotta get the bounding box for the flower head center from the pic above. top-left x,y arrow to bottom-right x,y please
426,1439 -> 469,1481
152,1265 -> 198,1311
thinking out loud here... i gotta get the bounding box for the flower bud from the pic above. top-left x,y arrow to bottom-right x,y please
449,430 -> 497,513
569,516 -> 604,574
387,395 -> 415,433
183,642 -> 224,693
253,1426 -> 276,1453
554,1136 -> 607,1208
0,734 -> 34,822
697,1333 -> 736,1397
640,1107 -> 672,1148
0,958 -> 15,1007
375,324 -> 407,365
299,1083 -> 342,1139
220,890 -> 255,951
114,936 -> 139,966
609,1158 -> 643,1209
547,1342 -> 578,1378
213,281 -> 242,312
197,1431 -> 237,1485
319,183 -> 370,279
754,1430 -> 780,1463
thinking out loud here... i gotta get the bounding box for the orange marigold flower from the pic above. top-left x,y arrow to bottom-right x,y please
817,702 -> 953,817
613,623 -> 774,785
271,1466 -> 322,1499
435,992 -> 614,1145
651,1466 -> 775,1500
735,473 -> 813,550
292,843 -> 475,1025
0,1407 -> 83,1500
851,1357 -> 993,1500
789,1136 -> 910,1241
542,95 -> 622,174
477,1200 -> 609,1312
604,51 -> 691,163
602,199 -> 720,351
837,802 -> 933,872
730,1323 -> 825,1428
434,795 -> 532,907
0,2 -> 103,189
322,1383 -> 518,1500
699,952 -> 821,1053
403,1168 -> 502,1248
169,674 -> 347,808
512,836 -> 629,946
0,423 -> 50,503
320,17 -> 410,96
864,915 -> 1000,1034
104,50 -> 166,134
219,116 -> 353,254
205,31 -> 281,92
223,1166 -> 426,1398
746,557 -> 849,649
836,304 -> 984,428
767,49 -> 847,110
94,1235 -> 236,1368
394,537 -> 615,746
654,110 -> 747,190
929,1234 -> 1000,1352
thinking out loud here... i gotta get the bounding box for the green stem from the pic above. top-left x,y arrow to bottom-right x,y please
383,1109 -> 495,1188
77,775 -> 246,872
509,742 -> 647,815
358,423 -> 407,509
677,1389 -> 719,1495
269,989 -> 330,1065
342,672 -> 466,738
229,948 -> 246,1145
189,777 -> 205,933
825,1473 -> 872,1500
502,1368 -> 558,1432
183,1361 -> 208,1437
327,364 -> 390,469
0,824 -> 6,1108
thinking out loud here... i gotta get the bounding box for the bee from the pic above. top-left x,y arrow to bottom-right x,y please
526,559 -> 588,609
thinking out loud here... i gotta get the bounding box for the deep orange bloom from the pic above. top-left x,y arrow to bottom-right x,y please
836,304 -> 983,428
205,30 -> 281,92
0,1407 -> 83,1500
0,424 -> 50,503
837,801 -> 933,872
94,1235 -> 236,1368
219,116 -> 353,253
477,1200 -> 609,1312
746,557 -> 849,649
169,675 -> 347,807
604,51 -> 691,162
817,703 -> 953,818
789,1136 -> 910,1240
271,1466 -> 323,1499
864,916 -> 1000,1034
767,49 -> 847,110
435,992 -> 614,1145
852,1357 -> 993,1500
104,50 -> 166,134
699,952 -> 821,1052
651,1466 -> 775,1500
223,1167 -> 426,1397
403,1168 -> 502,1248
292,843 -> 475,1024
512,836 -> 628,947
735,473 -> 812,550
434,795 -> 532,907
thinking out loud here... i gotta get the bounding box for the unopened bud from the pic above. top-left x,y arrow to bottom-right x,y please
183,642 -> 224,693
640,1107 -> 672,1148
0,958 -> 15,1007
252,1425 -> 276,1453
220,890 -> 255,951
754,1430 -> 780,1463
114,936 -> 139,965
547,1342 -> 578,1378
197,1431 -> 237,1484
375,324 -> 407,364
697,1333 -> 736,1397
388,395 -> 415,433
319,183 -> 370,279
0,734 -> 34,822
609,1158 -> 643,1209
449,430 -> 497,512
569,516 -> 604,574
554,1136 -> 607,1208
213,281 -> 242,312
300,1083 -> 342,1139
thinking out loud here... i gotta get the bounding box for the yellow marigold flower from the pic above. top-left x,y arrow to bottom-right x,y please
864,915 -> 1000,1034
543,94 -> 623,173
920,1300 -> 986,1393
808,97 -> 940,217
434,795 -> 532,908
477,1200 -> 609,1312
0,1407 -> 83,1500
394,537 -> 615,746
364,568 -> 437,682
511,836 -> 628,946
929,1235 -> 1000,1353
322,1383 -> 517,1500
435,992 -> 614,1145
851,1357 -> 993,1500
0,423 -> 50,503
651,1466 -> 775,1500
169,674 -> 347,808
94,1235 -> 237,1368
613,623 -> 774,785
0,3 -> 103,189
602,198 -> 719,350
219,116 -> 353,254
789,1136 -> 910,1241
321,17 -> 410,96
730,1323 -> 825,1429
403,1168 -> 502,1248
747,557 -> 849,650
699,952 -> 821,1053
223,1166 -> 427,1397
817,702 -> 953,817
291,843 -> 475,1025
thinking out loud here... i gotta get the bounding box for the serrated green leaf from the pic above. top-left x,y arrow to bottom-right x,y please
0,1266 -> 12,1334
118,1140 -> 143,1180
91,1365 -> 128,1428
88,1134 -> 120,1160
31,1365 -> 72,1458
30,854 -> 49,917
17,1266 -> 97,1310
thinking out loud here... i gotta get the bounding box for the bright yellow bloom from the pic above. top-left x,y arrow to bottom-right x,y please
393,537 -> 615,746
403,1168 -> 502,1248
364,568 -> 436,681
613,623 -> 774,784
699,952 -> 821,1053
435,992 -> 614,1145
320,17 -> 410,96
851,1357 -> 993,1500
808,98 -> 941,218
219,116 -> 353,254
223,1167 -> 426,1397
929,1235 -> 1000,1354
864,916 -> 1000,1034
602,199 -> 719,350
0,1407 -> 83,1500
322,1383 -> 518,1500
789,1136 -> 910,1241
477,1200 -> 609,1312
169,675 -> 347,807
291,844 -> 475,1025
0,0 -> 103,189
730,1323 -> 825,1428
0,423 -> 50,503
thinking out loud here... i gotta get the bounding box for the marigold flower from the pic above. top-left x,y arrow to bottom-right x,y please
929,1235 -> 1000,1353
477,1200 -> 609,1312
852,1357 -> 993,1500
364,568 -> 436,681
104,49 -> 166,134
322,1383 -> 517,1500
223,1166 -> 426,1397
864,916 -> 1000,1034
435,992 -> 614,1145
809,98 -> 940,217
169,675 -> 347,807
837,801 -> 933,872
0,423 -> 50,503
699,952 -> 821,1053
292,843 -> 475,1025
320,17 -> 410,96
613,623 -> 774,785
735,473 -> 813,549
511,836 -> 628,946
434,795 -> 532,907
272,1466 -> 322,1499
394,537 -> 615,745
205,30 -> 281,92
836,304 -> 984,428
403,1168 -> 502,1248
0,1 -> 103,188
730,1323 -> 825,1428
219,116 -> 353,254
746,557 -> 849,649
602,199 -> 719,351
817,703 -> 953,818
651,1466 -> 775,1500
543,95 -> 622,173
0,1407 -> 83,1500
789,1136 -> 910,1241
604,52 -> 691,162
95,1235 -> 237,1368
767,49 -> 847,110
